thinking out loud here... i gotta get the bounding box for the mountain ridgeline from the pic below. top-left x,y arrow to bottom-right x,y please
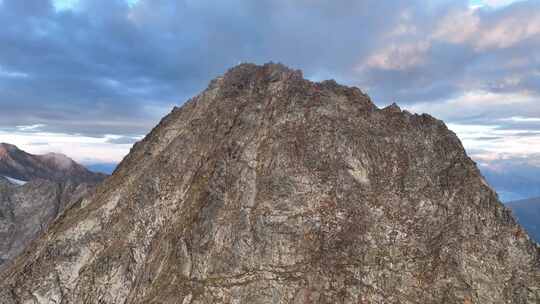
0,143 -> 106,183
0,63 -> 538,303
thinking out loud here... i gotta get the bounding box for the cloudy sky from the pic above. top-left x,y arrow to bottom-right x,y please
0,0 -> 539,200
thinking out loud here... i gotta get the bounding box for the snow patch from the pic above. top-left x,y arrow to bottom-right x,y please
3,176 -> 27,186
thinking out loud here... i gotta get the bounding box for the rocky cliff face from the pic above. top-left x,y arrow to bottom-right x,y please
0,178 -> 92,269
1,63 -> 538,304
0,143 -> 106,183
0,144 -> 106,270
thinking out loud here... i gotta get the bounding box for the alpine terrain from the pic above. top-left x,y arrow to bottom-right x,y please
0,143 -> 106,184
0,63 -> 538,303
0,144 -> 106,270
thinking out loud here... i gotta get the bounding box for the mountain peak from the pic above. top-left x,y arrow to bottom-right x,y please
226,62 -> 303,81
207,62 -> 303,92
0,143 -> 20,157
0,143 -> 105,183
203,62 -> 375,113
0,143 -> 18,149
1,64 -> 538,304
39,152 -> 76,170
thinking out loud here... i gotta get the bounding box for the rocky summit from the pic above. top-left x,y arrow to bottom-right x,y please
1,63 -> 538,303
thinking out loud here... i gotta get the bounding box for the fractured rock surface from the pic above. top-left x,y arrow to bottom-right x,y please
1,63 -> 538,304
0,178 -> 93,270
0,144 -> 106,270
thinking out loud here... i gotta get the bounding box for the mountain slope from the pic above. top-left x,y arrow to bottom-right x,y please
0,143 -> 106,183
0,63 -> 538,304
507,197 -> 540,243
0,178 -> 92,268
0,145 -> 106,270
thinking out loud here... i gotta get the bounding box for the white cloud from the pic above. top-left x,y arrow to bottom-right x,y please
477,13 -> 540,49
0,130 -> 140,164
16,124 -> 46,131
405,90 -> 535,121
447,123 -> 540,160
404,90 -> 540,163
362,41 -> 431,71
501,116 -> 540,123
433,9 -> 480,44
433,6 -> 540,51
361,1 -> 540,76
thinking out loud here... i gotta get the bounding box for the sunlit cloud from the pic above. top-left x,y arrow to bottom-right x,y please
446,123 -> 540,161
0,128 -> 142,164
435,4 -> 540,51
362,41 -> 431,71
405,88 -> 540,171
501,116 -> 540,123
16,124 -> 46,132
404,90 -> 537,122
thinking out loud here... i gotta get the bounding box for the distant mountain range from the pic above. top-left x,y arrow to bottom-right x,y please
86,163 -> 118,175
0,143 -> 106,183
480,162 -> 540,202
0,143 -> 106,269
507,197 -> 540,243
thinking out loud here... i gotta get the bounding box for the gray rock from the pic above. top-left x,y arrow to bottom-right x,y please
0,144 -> 106,270
0,179 -> 93,270
0,63 -> 538,304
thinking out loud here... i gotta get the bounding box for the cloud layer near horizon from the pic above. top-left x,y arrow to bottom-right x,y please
0,0 -> 539,173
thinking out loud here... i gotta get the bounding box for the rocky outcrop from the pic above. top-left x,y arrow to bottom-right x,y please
0,63 -> 538,304
0,143 -> 106,183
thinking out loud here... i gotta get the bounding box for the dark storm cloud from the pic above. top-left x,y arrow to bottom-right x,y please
0,0 -> 468,137
0,0 -> 539,141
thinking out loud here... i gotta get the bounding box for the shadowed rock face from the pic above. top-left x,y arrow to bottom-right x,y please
0,178 -> 93,270
0,145 -> 106,270
0,63 -> 538,303
0,143 -> 105,270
